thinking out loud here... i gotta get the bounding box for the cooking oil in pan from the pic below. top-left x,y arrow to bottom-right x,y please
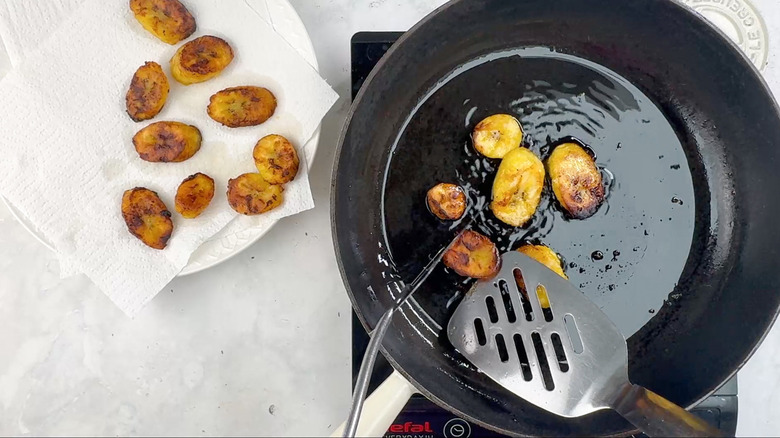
382,48 -> 695,339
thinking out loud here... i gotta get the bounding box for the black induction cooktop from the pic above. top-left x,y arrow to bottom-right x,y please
349,31 -> 738,438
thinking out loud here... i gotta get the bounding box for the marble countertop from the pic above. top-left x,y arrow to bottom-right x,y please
0,0 -> 778,436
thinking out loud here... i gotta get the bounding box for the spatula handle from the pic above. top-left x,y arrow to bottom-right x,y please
613,384 -> 724,437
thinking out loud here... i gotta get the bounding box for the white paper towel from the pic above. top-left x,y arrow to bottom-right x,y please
0,0 -> 338,316
0,0 -> 83,68
0,1 -> 298,70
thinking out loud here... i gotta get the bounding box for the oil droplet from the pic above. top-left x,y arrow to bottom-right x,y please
671,197 -> 684,205
649,309 -> 656,314
612,250 -> 620,261
608,284 -> 616,291
569,262 -> 577,268
591,251 -> 604,261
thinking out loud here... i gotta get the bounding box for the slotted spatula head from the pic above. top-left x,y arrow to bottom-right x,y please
447,251 -> 630,418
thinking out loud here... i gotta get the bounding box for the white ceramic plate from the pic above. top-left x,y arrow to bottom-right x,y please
0,0 -> 321,276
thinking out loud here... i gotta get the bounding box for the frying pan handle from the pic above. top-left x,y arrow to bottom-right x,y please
612,384 -> 725,437
331,370 -> 417,437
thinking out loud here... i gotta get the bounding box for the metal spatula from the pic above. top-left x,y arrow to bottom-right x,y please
447,251 -> 723,437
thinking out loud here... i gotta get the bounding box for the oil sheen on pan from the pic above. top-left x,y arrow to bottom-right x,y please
381,48 -> 695,339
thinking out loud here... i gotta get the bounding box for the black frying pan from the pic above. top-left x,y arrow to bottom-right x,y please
332,0 -> 780,435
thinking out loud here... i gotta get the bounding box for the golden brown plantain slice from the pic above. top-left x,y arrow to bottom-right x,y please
517,244 -> 567,279
133,121 -> 202,163
208,86 -> 277,128
426,183 -> 467,220
472,114 -> 524,159
443,230 -> 500,279
129,0 -> 196,45
126,61 -> 170,122
175,173 -> 215,219
491,147 -> 545,227
253,134 -> 299,184
170,35 -> 234,85
121,187 -> 173,250
547,142 -> 605,219
227,173 -> 284,215
515,244 -> 567,309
